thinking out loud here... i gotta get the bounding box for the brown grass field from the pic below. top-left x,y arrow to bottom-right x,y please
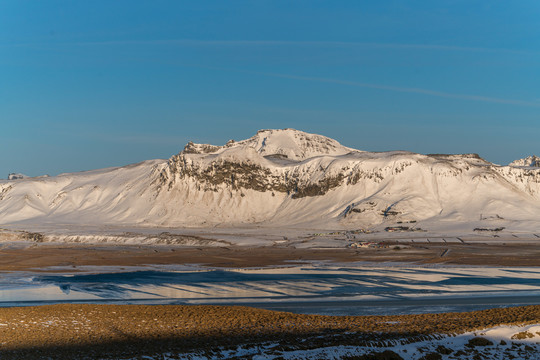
0,304 -> 538,359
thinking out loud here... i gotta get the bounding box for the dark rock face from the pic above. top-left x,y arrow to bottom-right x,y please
157,153 -> 350,198
291,174 -> 344,199
182,142 -> 221,154
435,345 -> 453,355
20,231 -> 45,242
182,160 -> 278,193
418,352 -> 442,360
427,153 -> 484,161
466,337 -> 494,347
7,173 -> 27,180
154,146 -> 504,201
0,186 -> 12,201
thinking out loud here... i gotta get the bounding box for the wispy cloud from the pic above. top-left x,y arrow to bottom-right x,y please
72,39 -> 490,51
170,64 -> 537,108
5,39 -> 526,54
5,38 -> 535,107
253,71 -> 540,107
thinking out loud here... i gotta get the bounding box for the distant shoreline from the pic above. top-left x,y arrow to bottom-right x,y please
1,241 -> 540,272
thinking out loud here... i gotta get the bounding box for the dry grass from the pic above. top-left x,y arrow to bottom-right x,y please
0,304 -> 538,359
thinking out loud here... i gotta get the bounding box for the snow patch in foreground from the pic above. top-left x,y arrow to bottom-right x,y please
149,323 -> 540,360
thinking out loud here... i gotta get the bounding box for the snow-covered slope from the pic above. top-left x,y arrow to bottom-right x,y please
183,128 -> 354,160
0,129 -> 539,230
510,155 -> 540,168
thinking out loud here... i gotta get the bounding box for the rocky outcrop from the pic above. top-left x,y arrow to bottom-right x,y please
155,129 -> 357,198
510,155 -> 540,168
158,153 -> 346,198
7,173 -> 27,180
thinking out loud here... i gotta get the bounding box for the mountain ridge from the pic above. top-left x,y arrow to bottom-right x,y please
1,129 -> 539,230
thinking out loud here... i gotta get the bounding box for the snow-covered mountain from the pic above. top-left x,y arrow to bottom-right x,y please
510,155 -> 540,168
0,129 -> 539,230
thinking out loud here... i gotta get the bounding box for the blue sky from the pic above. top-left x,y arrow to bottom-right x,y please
1,1 -> 539,176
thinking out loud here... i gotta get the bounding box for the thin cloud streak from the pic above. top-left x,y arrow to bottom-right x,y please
5,38 -> 535,107
254,71 -> 540,107
4,39 -> 526,54
122,59 -> 538,108
74,39 -> 498,52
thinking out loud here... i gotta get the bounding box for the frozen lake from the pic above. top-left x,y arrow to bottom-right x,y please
1,263 -> 540,315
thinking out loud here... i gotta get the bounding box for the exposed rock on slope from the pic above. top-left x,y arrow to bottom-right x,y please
0,129 -> 539,229
7,173 -> 28,180
510,155 -> 540,168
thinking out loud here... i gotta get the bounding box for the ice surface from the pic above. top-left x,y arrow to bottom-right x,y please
3,264 -> 540,316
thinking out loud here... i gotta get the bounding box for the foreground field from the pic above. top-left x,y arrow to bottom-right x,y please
0,304 -> 539,359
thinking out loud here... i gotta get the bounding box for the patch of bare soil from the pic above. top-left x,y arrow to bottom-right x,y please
0,304 -> 538,359
1,242 -> 540,272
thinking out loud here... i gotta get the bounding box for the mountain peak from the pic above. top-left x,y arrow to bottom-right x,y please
509,155 -> 540,167
181,128 -> 354,161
